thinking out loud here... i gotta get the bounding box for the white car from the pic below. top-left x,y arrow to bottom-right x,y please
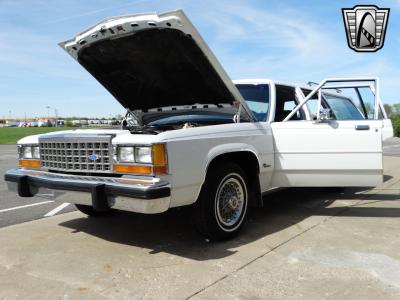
4,10 -> 393,240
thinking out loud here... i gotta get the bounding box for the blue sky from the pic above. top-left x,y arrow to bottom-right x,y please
1,0 -> 399,118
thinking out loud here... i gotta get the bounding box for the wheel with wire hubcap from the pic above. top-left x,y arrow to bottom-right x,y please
194,162 -> 249,241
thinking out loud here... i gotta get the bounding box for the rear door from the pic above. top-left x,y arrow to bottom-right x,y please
271,78 -> 383,187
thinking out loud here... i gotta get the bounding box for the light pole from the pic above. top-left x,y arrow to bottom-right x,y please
46,106 -> 50,119
54,108 -> 58,127
45,106 -> 51,127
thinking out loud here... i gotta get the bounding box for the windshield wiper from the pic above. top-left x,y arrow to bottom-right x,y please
129,124 -> 177,134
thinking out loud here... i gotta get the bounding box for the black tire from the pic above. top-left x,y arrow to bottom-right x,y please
324,187 -> 345,194
75,204 -> 113,217
194,162 -> 249,241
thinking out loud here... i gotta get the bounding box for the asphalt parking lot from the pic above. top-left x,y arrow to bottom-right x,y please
1,141 -> 400,299
0,145 -> 76,228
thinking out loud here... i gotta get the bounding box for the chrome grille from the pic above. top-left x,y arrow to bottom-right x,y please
39,135 -> 113,173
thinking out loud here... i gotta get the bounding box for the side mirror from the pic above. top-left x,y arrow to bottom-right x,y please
318,108 -> 332,122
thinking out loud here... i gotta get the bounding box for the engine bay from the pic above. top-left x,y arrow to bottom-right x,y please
122,108 -> 249,134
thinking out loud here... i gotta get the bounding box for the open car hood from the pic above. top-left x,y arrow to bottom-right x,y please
59,10 -> 254,118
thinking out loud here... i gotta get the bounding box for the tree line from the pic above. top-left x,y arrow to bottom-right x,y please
384,104 -> 400,137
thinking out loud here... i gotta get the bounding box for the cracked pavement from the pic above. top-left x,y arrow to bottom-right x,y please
0,149 -> 400,299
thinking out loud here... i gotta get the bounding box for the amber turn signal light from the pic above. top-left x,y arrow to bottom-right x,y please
152,144 -> 168,174
113,165 -> 152,175
19,159 -> 41,168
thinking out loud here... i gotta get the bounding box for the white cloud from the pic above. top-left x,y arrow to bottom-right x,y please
1,0 -> 399,118
183,0 -> 399,103
0,29 -> 86,80
186,1 -> 361,76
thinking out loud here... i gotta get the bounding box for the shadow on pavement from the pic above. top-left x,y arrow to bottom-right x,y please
59,186 -> 400,261
384,174 -> 393,182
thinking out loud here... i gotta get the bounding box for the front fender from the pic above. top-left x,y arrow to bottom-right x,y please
204,143 -> 260,176
191,143 -> 261,200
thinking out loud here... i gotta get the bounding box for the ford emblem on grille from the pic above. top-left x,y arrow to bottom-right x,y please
88,153 -> 100,161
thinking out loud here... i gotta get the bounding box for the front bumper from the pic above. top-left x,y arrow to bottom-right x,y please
4,169 -> 171,214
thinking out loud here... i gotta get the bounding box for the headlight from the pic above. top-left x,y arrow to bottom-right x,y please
21,146 -> 32,159
117,147 -> 134,162
32,146 -> 40,159
114,144 -> 167,175
19,145 -> 40,159
135,147 -> 152,164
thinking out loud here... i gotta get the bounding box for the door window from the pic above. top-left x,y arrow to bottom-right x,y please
298,80 -> 380,121
302,88 -> 329,120
275,85 -> 305,121
303,88 -> 365,120
323,95 -> 365,120
358,87 -> 380,119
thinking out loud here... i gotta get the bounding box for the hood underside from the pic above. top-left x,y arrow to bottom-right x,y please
59,10 -> 255,119
77,28 -> 234,111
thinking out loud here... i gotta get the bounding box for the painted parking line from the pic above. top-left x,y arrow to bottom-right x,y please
0,201 -> 54,213
44,203 -> 70,217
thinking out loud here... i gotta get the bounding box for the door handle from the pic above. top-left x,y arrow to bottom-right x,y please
355,125 -> 370,130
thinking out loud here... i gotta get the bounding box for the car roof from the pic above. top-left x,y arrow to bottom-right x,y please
234,78 -> 313,89
233,78 -> 351,100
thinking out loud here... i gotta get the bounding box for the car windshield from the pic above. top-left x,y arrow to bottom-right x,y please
235,84 -> 269,121
147,114 -> 234,126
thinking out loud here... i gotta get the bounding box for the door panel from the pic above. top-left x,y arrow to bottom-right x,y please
271,120 -> 383,187
382,118 -> 394,141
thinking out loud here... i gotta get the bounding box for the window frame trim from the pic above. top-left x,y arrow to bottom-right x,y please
269,83 -> 309,123
283,78 -> 386,122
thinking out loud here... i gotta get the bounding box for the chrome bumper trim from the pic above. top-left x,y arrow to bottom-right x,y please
5,169 -> 171,214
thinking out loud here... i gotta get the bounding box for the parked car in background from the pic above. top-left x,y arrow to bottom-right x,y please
5,121 -> 18,127
38,120 -> 53,127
